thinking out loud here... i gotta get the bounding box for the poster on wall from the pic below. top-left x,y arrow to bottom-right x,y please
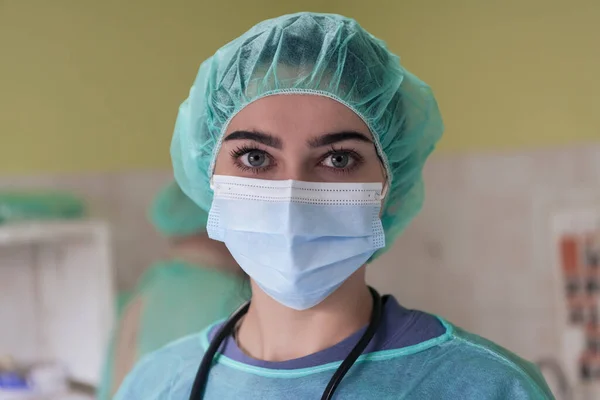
554,209 -> 600,382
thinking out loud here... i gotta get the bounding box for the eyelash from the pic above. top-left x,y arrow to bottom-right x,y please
320,145 -> 364,175
230,145 -> 276,174
229,145 -> 364,175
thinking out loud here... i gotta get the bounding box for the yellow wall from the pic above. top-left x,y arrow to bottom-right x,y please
1,0 -> 598,173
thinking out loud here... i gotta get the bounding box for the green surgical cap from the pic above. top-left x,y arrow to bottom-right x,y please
149,181 -> 208,237
171,12 -> 444,257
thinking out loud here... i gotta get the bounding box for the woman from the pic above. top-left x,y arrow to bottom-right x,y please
116,12 -> 553,399
97,182 -> 247,399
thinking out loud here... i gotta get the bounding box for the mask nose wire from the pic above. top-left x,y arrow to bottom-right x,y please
211,175 -> 387,205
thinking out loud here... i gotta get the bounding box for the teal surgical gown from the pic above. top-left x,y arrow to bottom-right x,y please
115,314 -> 554,399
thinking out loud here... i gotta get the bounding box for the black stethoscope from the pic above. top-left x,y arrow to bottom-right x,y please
188,287 -> 385,400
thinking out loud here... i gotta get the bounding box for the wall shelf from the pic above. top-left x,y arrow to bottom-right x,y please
0,220 -> 114,387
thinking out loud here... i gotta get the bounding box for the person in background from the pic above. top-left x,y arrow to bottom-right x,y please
96,182 -> 247,400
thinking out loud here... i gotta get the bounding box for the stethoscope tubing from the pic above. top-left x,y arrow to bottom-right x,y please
188,287 -> 383,400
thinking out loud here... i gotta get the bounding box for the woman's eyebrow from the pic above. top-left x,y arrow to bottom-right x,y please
224,130 -> 283,149
307,131 -> 373,148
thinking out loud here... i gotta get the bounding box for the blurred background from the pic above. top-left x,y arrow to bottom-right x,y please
0,0 -> 599,399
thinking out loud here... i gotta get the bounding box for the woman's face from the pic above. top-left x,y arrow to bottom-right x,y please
213,95 -> 386,184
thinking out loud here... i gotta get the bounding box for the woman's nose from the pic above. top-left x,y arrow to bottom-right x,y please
279,166 -> 313,182
275,159 -> 319,182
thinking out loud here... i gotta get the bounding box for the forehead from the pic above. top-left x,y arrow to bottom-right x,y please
225,94 -> 372,139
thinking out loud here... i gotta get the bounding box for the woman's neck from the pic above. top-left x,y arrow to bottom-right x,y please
236,267 -> 372,362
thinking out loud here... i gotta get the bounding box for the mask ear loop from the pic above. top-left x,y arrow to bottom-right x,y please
376,152 -> 389,201
380,179 -> 389,200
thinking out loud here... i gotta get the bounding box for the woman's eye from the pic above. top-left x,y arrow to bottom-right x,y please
241,150 -> 270,168
322,152 -> 354,169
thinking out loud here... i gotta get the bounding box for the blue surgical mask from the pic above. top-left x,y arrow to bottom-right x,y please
207,175 -> 386,310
